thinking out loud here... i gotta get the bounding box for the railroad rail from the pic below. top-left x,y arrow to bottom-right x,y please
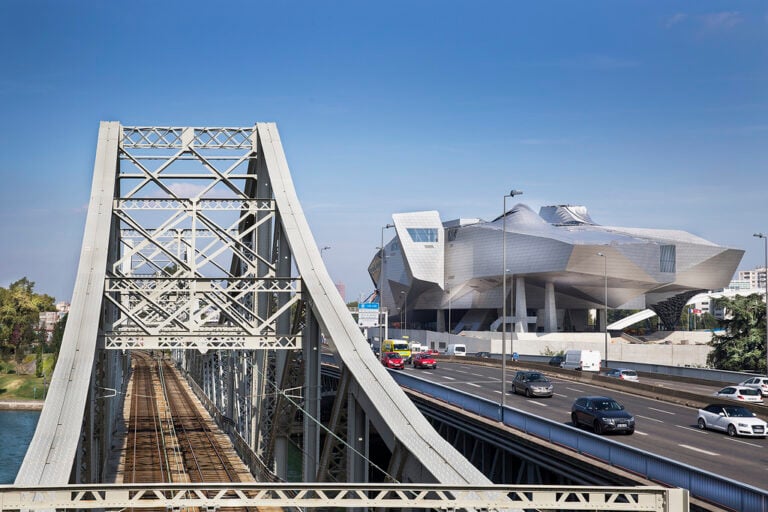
121,352 -> 250,485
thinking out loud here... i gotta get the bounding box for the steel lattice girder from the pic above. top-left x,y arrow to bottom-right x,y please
104,126 -> 300,350
0,484 -> 688,511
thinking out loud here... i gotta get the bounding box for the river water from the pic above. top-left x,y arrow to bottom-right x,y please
0,410 -> 40,484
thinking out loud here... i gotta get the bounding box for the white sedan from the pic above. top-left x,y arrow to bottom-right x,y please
738,376 -> 768,397
697,404 -> 767,437
712,385 -> 764,403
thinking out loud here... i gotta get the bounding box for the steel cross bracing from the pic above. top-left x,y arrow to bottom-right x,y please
0,484 -> 688,511
105,126 -> 300,350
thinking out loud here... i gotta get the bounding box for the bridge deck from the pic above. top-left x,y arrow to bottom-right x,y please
109,352 -> 254,485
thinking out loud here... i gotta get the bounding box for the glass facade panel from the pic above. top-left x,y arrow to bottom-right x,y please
407,228 -> 439,243
660,245 -> 676,273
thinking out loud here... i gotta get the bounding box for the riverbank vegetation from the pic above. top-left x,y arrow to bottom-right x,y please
1,278 -> 62,401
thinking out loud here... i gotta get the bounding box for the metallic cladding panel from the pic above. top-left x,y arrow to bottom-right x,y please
392,211 -> 444,287
377,201 -> 744,314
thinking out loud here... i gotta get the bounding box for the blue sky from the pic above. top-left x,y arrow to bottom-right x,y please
1,1 -> 766,302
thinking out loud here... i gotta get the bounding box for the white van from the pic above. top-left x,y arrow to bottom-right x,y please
447,344 -> 467,356
561,349 -> 601,372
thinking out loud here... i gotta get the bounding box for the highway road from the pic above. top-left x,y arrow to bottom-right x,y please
397,360 -> 768,490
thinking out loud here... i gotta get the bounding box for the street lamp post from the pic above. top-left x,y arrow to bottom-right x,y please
754,233 -> 768,374
380,224 -> 395,345
597,252 -> 608,371
502,189 -> 523,415
401,291 -> 407,331
447,288 -> 452,334
320,245 -> 331,258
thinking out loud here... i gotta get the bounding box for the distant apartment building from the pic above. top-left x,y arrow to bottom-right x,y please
738,267 -> 767,290
38,302 -> 70,341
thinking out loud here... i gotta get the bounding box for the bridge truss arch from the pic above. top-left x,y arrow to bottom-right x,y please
16,122 -> 489,487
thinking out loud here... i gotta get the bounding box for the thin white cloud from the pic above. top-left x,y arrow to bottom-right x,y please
664,13 -> 688,29
700,11 -> 744,31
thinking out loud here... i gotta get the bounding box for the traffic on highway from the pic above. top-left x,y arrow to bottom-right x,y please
386,358 -> 768,491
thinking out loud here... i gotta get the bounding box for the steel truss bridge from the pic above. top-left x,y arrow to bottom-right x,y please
11,122 -> 687,511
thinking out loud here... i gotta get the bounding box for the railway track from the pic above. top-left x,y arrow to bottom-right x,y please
122,351 -> 247,484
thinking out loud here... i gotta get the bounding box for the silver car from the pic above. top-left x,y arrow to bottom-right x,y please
697,403 -> 767,437
512,371 -> 554,398
738,376 -> 768,397
605,368 -> 639,382
712,386 -> 764,403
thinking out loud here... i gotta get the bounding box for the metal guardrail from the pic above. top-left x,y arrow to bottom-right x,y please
0,483 -> 687,511
516,354 -> 754,384
389,370 -> 768,512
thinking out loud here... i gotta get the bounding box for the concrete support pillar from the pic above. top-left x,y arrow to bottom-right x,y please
436,308 -> 445,333
514,276 -> 527,333
544,282 -> 557,332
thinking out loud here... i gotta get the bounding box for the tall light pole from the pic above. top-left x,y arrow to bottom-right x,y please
502,188 -> 523,414
320,245 -> 331,258
754,233 -> 768,374
597,252 -> 608,371
400,290 -> 407,331
380,224 -> 395,345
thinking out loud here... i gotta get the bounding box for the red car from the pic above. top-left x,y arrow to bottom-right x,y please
412,353 -> 437,369
381,352 -> 405,369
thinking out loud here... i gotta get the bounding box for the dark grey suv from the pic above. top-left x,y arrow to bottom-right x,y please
571,396 -> 635,434
512,371 -> 553,398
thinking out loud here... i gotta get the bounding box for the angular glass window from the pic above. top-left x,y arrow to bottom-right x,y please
407,228 -> 439,243
660,245 -> 676,273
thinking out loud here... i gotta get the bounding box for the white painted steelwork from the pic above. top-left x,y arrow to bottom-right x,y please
0,484 -> 688,511
17,122 -> 492,488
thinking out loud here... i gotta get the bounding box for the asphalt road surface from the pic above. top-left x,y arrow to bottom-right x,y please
399,361 -> 768,490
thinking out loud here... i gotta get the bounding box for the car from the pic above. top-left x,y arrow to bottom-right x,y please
474,351 -> 492,358
712,386 -> 764,403
605,368 -> 639,382
381,352 -> 405,370
571,396 -> 635,435
548,355 -> 565,367
412,352 -> 437,369
738,376 -> 768,397
512,371 -> 554,398
697,403 -> 767,438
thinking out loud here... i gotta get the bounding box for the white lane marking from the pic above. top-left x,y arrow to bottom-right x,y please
492,390 -> 502,394
527,400 -> 548,407
465,382 -> 482,388
679,444 -> 719,456
566,387 -> 584,393
675,424 -> 707,434
729,438 -> 763,448
633,431 -> 648,436
637,415 -> 664,423
649,407 -> 676,415
441,376 -> 456,381
554,393 -> 568,398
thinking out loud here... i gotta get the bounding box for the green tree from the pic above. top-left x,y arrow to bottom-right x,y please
35,343 -> 44,378
50,313 -> 67,372
0,278 -> 56,360
707,294 -> 766,373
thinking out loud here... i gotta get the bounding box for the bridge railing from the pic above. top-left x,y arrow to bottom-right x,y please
0,483 -> 686,511
389,370 -> 768,512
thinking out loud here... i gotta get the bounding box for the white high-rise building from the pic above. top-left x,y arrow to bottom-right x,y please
738,267 -> 767,290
